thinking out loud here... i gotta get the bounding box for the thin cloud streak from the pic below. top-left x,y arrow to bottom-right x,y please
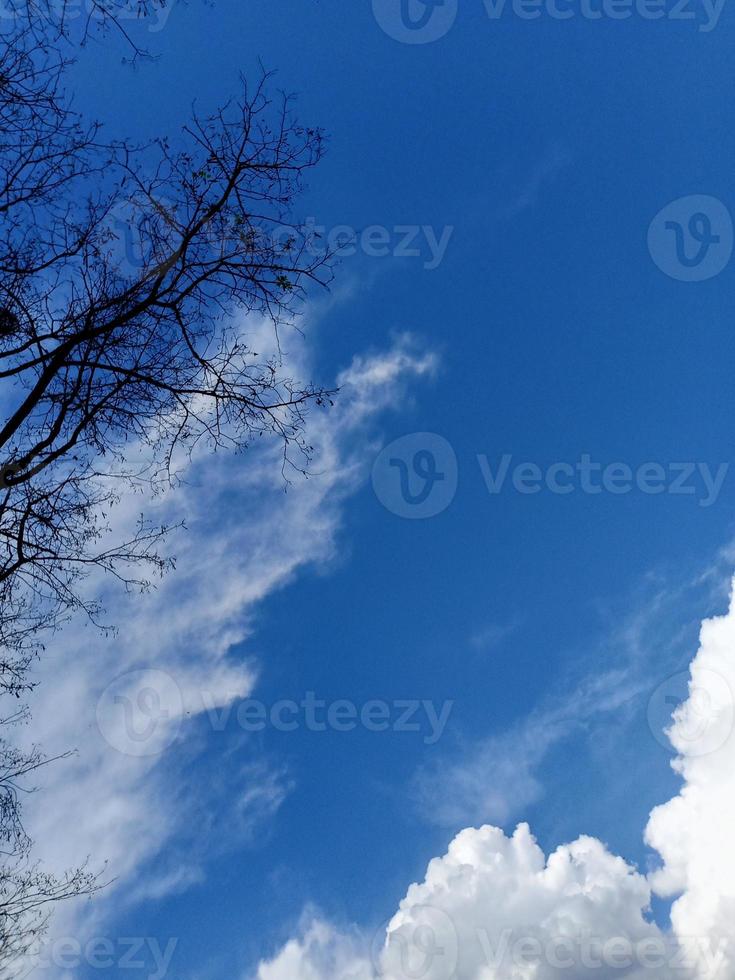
13,318 -> 436,965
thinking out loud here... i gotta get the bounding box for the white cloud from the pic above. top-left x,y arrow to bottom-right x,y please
14,322 -> 435,959
16,296 -> 735,980
253,825 -> 669,980
469,620 -> 520,654
379,824 -> 666,980
253,578 -> 735,980
646,582 -> 735,978
504,143 -> 572,217
255,920 -> 373,980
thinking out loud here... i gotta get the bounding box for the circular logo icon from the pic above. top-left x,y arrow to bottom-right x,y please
372,905 -> 458,980
372,0 -> 458,43
647,195 -> 733,282
372,432 -> 457,519
96,668 -> 183,757
647,668 -> 734,757
102,195 -> 179,280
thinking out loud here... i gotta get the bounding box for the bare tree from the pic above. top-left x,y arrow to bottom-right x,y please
0,3 -> 335,670
0,717 -> 101,980
0,3 -> 335,969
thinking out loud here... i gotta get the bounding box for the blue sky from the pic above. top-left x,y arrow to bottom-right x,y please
19,2 -> 735,979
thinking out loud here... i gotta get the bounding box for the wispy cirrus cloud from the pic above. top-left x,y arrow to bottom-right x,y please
469,619 -> 521,654
412,557 -> 732,830
13,317 -> 436,965
504,142 -> 572,218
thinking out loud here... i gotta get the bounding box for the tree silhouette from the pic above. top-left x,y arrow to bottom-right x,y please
0,2 -> 334,969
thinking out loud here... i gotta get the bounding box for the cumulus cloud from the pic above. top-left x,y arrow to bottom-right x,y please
645,584 -> 735,978
380,824 -> 668,980
253,825 -> 669,980
253,581 -> 735,980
